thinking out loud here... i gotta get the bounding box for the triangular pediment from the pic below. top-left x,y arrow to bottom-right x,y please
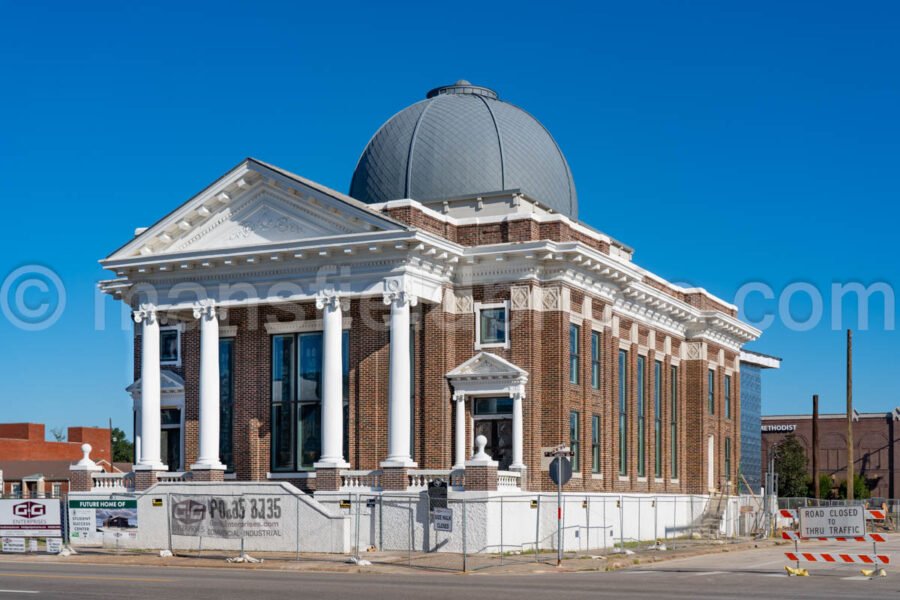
447,352 -> 528,379
127,370 -> 185,395
107,158 -> 407,260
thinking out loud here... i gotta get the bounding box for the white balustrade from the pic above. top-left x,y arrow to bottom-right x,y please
157,472 -> 191,483
91,472 -> 135,492
497,471 -> 522,489
340,470 -> 382,491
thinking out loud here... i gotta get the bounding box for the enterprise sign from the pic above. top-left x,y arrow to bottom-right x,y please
762,424 -> 796,433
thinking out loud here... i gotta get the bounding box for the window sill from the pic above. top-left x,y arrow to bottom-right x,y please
637,477 -> 648,482
654,478 -> 664,484
475,342 -> 510,350
267,471 -> 316,480
617,476 -> 629,482
670,479 -> 680,484
591,473 -> 603,480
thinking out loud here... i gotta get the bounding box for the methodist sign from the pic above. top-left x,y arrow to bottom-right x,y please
799,506 -> 865,538
0,499 -> 61,537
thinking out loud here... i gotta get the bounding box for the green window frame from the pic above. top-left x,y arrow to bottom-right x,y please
591,414 -> 601,474
270,331 -> 349,472
724,436 -> 732,482
724,374 -> 732,420
708,370 -> 715,415
590,331 -> 601,390
219,337 -> 235,472
569,324 -> 580,385
670,365 -> 679,479
637,355 -> 646,477
618,349 -> 628,476
654,360 -> 662,478
570,411 -> 580,471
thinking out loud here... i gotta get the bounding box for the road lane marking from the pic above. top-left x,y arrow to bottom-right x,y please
0,591 -> 39,595
0,573 -> 174,583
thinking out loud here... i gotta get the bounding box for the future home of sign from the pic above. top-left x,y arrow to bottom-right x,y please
799,506 -> 865,538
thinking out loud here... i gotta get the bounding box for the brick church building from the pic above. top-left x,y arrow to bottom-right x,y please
100,81 -> 761,494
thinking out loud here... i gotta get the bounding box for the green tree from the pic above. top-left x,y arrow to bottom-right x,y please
110,427 -> 134,463
818,474 -> 835,499
837,474 -> 871,500
774,433 -> 810,497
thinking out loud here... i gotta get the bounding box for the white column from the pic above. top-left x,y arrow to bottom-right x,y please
381,284 -> 417,467
135,306 -> 165,470
511,390 -> 526,471
191,304 -> 226,471
133,406 -> 142,466
453,392 -> 466,469
314,291 -> 349,468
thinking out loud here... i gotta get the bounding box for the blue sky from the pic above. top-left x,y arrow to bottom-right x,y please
1,1 -> 897,438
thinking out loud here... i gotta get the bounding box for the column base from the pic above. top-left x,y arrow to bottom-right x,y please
190,461 -> 227,471
189,469 -> 226,482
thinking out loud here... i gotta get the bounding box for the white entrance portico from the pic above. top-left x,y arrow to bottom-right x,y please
446,352 -> 528,476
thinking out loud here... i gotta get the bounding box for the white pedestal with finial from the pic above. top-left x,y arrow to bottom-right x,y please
465,435 -> 499,491
69,444 -> 102,493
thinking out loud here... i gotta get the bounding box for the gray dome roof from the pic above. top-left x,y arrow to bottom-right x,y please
349,81 -> 577,218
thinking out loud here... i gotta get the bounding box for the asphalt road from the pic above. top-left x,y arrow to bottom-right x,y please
1,541 -> 899,599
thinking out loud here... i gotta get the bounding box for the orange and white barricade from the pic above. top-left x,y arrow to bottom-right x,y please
779,506 -> 890,576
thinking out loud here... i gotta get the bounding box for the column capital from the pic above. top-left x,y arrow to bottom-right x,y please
315,288 -> 348,311
192,301 -> 218,321
382,278 -> 418,308
452,390 -> 466,403
133,304 -> 157,324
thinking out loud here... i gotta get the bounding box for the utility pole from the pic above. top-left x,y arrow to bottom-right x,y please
812,395 -> 819,499
847,329 -> 854,501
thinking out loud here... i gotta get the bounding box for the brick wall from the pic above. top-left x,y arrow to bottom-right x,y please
131,283 -> 741,495
0,424 -> 111,463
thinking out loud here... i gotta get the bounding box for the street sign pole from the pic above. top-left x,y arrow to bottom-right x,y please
557,468 -> 563,566
545,444 -> 573,567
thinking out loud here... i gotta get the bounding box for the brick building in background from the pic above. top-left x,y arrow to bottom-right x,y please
761,410 -> 900,499
100,81 -> 765,494
0,423 -> 123,498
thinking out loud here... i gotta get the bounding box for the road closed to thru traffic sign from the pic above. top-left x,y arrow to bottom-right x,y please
799,506 -> 865,538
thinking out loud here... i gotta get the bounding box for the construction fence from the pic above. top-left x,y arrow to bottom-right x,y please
62,490 -> 763,572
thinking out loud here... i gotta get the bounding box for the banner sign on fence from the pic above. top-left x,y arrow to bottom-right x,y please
1,537 -> 25,553
0,499 -> 61,537
799,506 -> 865,538
432,507 -> 453,532
169,495 -> 284,539
68,498 -> 138,542
46,538 -> 62,553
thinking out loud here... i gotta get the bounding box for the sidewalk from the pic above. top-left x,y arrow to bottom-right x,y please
0,538 -> 788,575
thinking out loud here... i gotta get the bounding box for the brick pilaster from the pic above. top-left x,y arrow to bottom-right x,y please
381,467 -> 409,491
190,469 -> 225,482
464,465 -> 498,491
315,467 -> 342,491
